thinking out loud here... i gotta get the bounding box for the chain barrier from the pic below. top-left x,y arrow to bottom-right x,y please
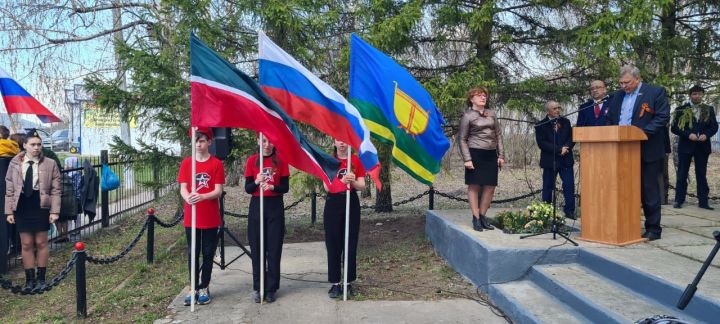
434,189 -> 542,204
223,188 -> 540,213
154,210 -> 184,228
0,254 -> 78,295
493,189 -> 543,203
667,184 -> 720,201
284,194 -> 308,210
361,190 -> 431,209
86,221 -> 148,265
224,194 -> 309,218
225,211 -> 248,218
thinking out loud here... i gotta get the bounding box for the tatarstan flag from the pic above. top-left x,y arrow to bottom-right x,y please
190,33 -> 339,185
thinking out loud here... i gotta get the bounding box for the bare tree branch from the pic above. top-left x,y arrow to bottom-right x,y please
48,20 -> 152,44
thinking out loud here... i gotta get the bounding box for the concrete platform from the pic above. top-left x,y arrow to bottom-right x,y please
426,207 -> 720,324
158,242 -> 508,324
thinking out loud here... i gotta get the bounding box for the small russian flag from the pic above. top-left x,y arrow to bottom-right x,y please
0,68 -> 62,123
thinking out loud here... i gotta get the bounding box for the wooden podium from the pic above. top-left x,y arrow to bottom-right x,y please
573,126 -> 648,246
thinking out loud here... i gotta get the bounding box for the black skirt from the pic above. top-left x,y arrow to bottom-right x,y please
15,190 -> 51,233
464,148 -> 499,186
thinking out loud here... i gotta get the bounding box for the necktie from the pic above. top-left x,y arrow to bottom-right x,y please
594,103 -> 601,118
24,161 -> 34,197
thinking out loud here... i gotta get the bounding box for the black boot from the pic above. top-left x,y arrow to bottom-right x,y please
472,216 -> 483,232
36,267 -> 47,290
479,215 -> 494,230
23,269 -> 35,292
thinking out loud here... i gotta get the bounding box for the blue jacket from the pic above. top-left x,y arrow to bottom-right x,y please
535,116 -> 574,168
606,84 -> 670,162
576,99 -> 609,127
671,103 -> 718,154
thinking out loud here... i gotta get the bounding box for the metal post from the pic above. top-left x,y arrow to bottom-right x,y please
429,186 -> 435,210
75,242 -> 87,318
100,150 -> 110,228
146,208 -> 155,264
311,191 -> 317,224
152,163 -> 160,200
219,192 -> 226,269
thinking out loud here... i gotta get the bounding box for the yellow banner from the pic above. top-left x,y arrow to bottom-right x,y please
83,103 -> 136,128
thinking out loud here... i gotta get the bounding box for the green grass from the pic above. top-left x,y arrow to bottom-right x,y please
0,193 -> 186,323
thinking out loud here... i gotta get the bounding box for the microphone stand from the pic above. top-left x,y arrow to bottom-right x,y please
521,115 -> 578,246
677,230 -> 720,309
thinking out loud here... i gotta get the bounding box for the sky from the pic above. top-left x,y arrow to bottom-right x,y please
0,2 -> 120,126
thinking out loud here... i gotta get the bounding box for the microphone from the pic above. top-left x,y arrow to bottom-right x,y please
577,95 -> 610,112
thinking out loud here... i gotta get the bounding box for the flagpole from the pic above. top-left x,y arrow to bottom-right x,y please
190,127 -> 197,312
259,132 -> 265,305
343,146 -> 351,301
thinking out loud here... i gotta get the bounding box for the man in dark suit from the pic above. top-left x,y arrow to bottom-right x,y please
606,65 -> 670,241
671,85 -> 718,210
536,101 -> 576,218
576,80 -> 610,127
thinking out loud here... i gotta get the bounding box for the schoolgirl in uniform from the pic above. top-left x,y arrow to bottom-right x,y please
245,135 -> 289,303
5,130 -> 61,291
323,139 -> 365,298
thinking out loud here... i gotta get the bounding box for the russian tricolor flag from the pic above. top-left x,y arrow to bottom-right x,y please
0,68 -> 62,123
258,32 -> 382,190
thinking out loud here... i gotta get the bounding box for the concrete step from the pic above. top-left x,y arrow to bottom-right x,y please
490,280 -> 590,324
579,249 -> 720,323
531,264 -> 700,323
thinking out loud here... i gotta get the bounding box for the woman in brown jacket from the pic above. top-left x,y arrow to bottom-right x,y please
5,130 -> 61,291
458,87 -> 505,231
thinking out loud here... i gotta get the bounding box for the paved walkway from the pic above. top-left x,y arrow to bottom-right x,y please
157,242 -> 509,324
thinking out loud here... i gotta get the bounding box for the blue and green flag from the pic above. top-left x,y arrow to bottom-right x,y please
349,34 -> 450,185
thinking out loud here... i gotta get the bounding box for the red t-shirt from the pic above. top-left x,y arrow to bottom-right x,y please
177,156 -> 225,228
244,153 -> 290,197
327,155 -> 365,194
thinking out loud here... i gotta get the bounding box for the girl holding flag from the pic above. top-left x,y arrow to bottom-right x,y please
178,128 -> 225,306
245,135 -> 289,303
323,139 -> 365,299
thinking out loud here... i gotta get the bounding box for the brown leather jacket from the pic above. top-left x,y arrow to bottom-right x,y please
5,151 -> 61,215
458,109 -> 505,161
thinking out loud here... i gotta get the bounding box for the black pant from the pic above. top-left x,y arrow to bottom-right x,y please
323,192 -> 360,283
185,227 -> 219,290
248,196 -> 285,292
675,151 -> 710,205
541,166 -> 576,216
641,160 -> 663,235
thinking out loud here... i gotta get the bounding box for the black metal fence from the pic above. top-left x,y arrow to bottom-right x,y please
1,150 -> 178,274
